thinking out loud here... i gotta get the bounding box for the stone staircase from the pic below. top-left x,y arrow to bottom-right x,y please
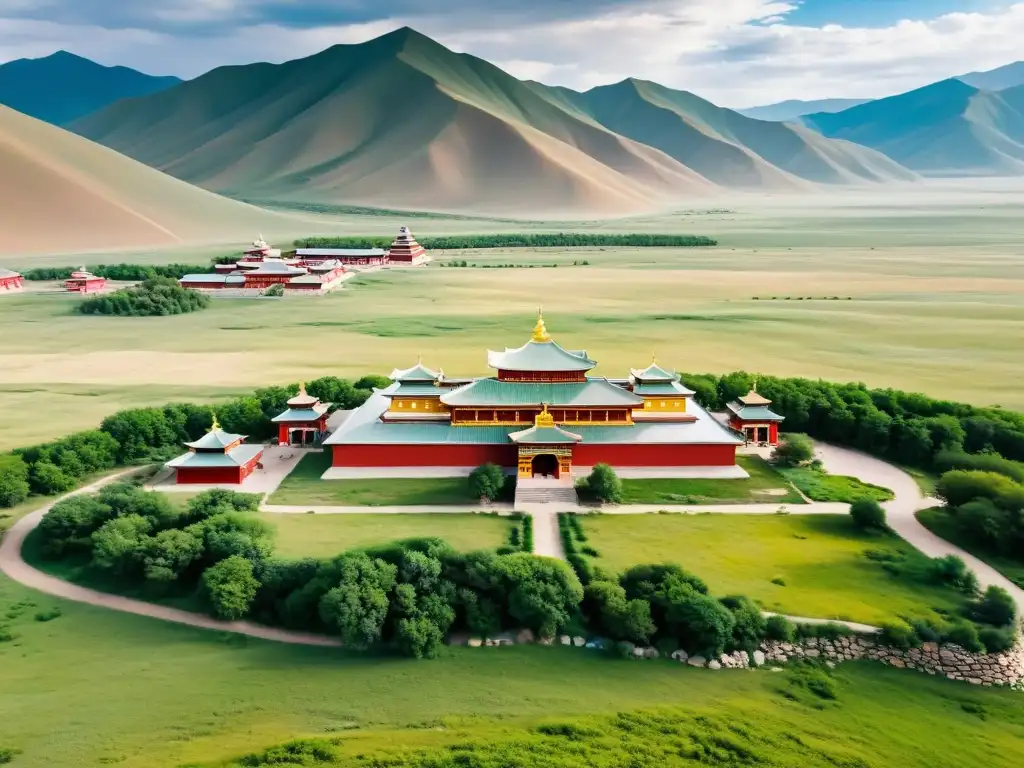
514,478 -> 579,509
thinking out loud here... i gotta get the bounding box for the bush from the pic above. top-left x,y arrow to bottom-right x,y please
0,454 -> 30,508
978,626 -> 1016,654
946,622 -> 984,653
469,463 -> 506,502
772,434 -> 814,467
926,555 -> 978,594
934,450 -> 1024,483
879,620 -> 918,649
583,581 -> 655,645
585,464 -> 622,504
936,470 -> 1023,509
971,585 -> 1017,627
850,498 -> 887,531
78,277 -> 210,317
765,614 -> 796,642
38,495 -> 115,554
202,556 -> 260,620
720,595 -> 766,651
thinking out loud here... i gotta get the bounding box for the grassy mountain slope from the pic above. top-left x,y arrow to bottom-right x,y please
738,98 -> 872,122
0,51 -> 180,126
805,79 -> 1024,175
0,106 -> 294,255
549,79 -> 915,186
958,61 -> 1024,91
71,28 -> 916,214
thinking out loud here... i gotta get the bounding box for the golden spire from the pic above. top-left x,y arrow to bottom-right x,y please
211,414 -> 220,432
535,403 -> 555,428
298,381 -> 307,396
531,307 -> 551,343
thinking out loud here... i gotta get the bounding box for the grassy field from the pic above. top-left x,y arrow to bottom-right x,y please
263,512 -> 512,559
2,573 -> 1024,768
580,513 -> 969,626
618,456 -> 804,505
268,453 -> 480,506
779,467 -> 895,503
916,507 -> 1024,589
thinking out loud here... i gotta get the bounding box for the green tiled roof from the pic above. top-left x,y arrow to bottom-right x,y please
634,381 -> 695,397
390,362 -> 441,382
487,340 -> 595,372
185,429 -> 246,451
509,423 -> 583,444
440,378 -> 643,407
325,392 -> 741,447
272,405 -> 330,423
726,402 -> 784,422
166,444 -> 265,469
390,382 -> 444,397
630,361 -> 679,382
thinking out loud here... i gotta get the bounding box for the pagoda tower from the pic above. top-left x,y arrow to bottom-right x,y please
726,382 -> 784,446
387,227 -> 428,265
272,383 -> 332,446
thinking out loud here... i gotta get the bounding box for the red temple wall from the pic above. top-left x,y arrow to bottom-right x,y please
175,466 -> 243,484
0,276 -> 23,290
574,443 -> 736,467
278,419 -> 329,444
332,444 -> 517,467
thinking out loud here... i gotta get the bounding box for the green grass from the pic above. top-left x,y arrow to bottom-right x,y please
618,456 -> 804,505
262,512 -> 513,559
581,513 -> 968,626
268,452 -> 481,506
916,507 -> 1024,589
779,467 -> 895,503
902,466 -> 940,497
1,573 -> 1023,768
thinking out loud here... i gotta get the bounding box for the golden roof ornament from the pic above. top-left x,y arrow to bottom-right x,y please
531,307 -> 551,343
210,414 -> 220,431
298,381 -> 307,396
535,403 -> 555,428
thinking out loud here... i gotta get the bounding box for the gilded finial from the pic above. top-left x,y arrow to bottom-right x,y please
531,307 -> 551,343
211,414 -> 220,431
298,381 -> 307,396
536,402 -> 555,428
752,377 -> 758,393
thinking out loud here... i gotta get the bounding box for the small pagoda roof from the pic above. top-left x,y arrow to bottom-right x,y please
726,401 -> 784,422
390,361 -> 441,383
272,404 -> 331,423
244,260 -> 306,276
388,382 -> 444,397
441,378 -> 642,408
0,267 -> 22,279
286,383 -> 319,408
166,443 -> 264,469
487,311 -> 595,373
509,409 -> 583,445
738,388 -> 772,407
630,360 -> 679,382
633,381 -> 695,397
185,428 -> 246,451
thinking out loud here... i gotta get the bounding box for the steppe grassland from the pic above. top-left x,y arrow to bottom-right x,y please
1,183 -> 1023,450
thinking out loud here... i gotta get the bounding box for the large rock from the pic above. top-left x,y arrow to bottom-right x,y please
468,638 -> 483,648
708,660 -> 722,670
643,647 -> 660,660
516,629 -> 535,645
688,655 -> 707,668
751,650 -> 766,667
559,635 -> 571,646
573,636 -> 586,647
671,649 -> 689,663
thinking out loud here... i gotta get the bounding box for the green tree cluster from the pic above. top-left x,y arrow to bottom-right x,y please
23,263 -> 205,282
936,470 -> 1024,563
78,277 -> 210,317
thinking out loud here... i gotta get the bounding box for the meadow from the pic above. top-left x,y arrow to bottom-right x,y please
579,513 -> 970,627
2,572 -> 1024,768
618,455 -> 804,505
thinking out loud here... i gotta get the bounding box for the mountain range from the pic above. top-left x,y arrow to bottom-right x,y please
67,28 -> 912,215
0,51 -> 180,126
737,99 -> 872,122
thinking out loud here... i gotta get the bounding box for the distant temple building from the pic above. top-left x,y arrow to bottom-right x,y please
292,227 -> 428,268
387,227 -> 428,265
324,312 -> 746,479
726,385 -> 784,446
272,383 -> 331,446
241,235 -> 281,260
165,421 -> 265,485
0,268 -> 24,292
65,268 -> 105,293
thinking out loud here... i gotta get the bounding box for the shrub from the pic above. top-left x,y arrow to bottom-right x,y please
264,283 -> 285,297
772,434 -> 814,467
78,277 -> 210,317
91,514 -> 152,575
318,552 -> 398,648
978,626 -> 1016,654
945,622 -> 984,653
934,450 -> 1024,483
583,581 -> 655,645
720,595 -> 767,651
37,495 -> 115,554
33,608 -> 61,623
0,454 -> 30,508
665,590 -> 736,657
585,464 -> 622,504
202,555 -> 260,620
879,620 -> 918,649
469,463 -> 506,502
971,585 -> 1017,627
955,498 -> 1009,549
936,470 -> 1023,509
849,498 -> 887,531
765,614 -> 795,642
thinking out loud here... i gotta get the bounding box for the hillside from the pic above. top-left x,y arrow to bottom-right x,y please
0,105 -> 296,255
71,28 -> 914,215
958,61 -> 1024,91
738,98 -> 871,122
804,79 -> 1024,176
0,51 -> 181,126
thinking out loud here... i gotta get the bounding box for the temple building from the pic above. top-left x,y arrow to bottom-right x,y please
0,268 -> 23,292
324,312 -> 745,479
65,268 -> 105,293
179,258 -> 350,294
165,421 -> 265,484
726,385 -> 784,446
272,384 -> 331,446
242,235 -> 281,260
387,227 -> 428,265
295,247 -> 389,267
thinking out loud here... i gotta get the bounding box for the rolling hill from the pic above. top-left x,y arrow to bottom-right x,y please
71,28 -> 915,215
958,61 -> 1024,92
803,79 -> 1024,176
0,51 -> 181,126
0,105 -> 297,255
737,98 -> 872,122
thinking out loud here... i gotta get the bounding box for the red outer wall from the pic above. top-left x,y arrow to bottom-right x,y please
332,443 -> 735,468
174,451 -> 264,484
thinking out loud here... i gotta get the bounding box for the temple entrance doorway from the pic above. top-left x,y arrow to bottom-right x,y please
531,454 -> 559,479
289,428 -> 318,446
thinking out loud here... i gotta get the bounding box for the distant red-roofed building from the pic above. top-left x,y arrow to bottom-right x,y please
0,268 -> 24,292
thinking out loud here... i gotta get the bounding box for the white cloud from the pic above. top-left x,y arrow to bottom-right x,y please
3,1 -> 1024,106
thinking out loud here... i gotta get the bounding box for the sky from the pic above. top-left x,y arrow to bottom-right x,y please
0,0 -> 1021,106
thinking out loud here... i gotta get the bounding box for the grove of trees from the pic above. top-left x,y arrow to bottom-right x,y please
23,263 -> 206,282
78,277 -> 210,316
294,233 -> 718,250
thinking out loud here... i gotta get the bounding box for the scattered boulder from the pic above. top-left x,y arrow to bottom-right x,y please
751,650 -> 766,667
633,646 -> 645,658
559,635 -> 571,646
573,636 -> 586,647
468,638 -> 483,648
516,629 -> 535,645
708,660 -> 722,670
671,650 -> 689,663
643,647 -> 659,660
687,655 -> 707,668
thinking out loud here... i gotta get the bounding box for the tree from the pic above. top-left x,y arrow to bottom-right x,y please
771,434 -> 814,467
849,497 -> 887,530
396,615 -> 446,659
100,407 -> 176,461
469,463 -> 505,501
972,586 -> 1017,627
585,464 -> 622,504
0,454 -> 30,508
202,556 -> 259,620
664,589 -> 736,657
354,375 -> 390,391
496,554 -> 584,638
29,461 -> 75,495
91,515 -> 152,575
194,512 -> 275,565
318,553 -> 398,648
143,528 -> 204,582
955,498 -> 1008,549
216,396 -> 269,438
583,581 -> 655,645
720,595 -> 767,651
937,470 -> 1023,509
186,488 -> 261,522
37,495 -> 114,554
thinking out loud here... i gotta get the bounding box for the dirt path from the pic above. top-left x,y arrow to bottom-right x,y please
0,471 -> 340,648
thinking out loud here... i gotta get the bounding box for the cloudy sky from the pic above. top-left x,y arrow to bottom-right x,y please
0,0 -> 1021,106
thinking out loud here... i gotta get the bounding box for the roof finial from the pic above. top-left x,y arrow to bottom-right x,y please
298,381 -> 307,396
536,402 -> 555,428
211,413 -> 220,432
531,307 -> 551,343
752,377 -> 758,393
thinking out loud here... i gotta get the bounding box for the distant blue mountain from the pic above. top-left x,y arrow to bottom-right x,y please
0,51 -> 181,125
737,98 -> 871,122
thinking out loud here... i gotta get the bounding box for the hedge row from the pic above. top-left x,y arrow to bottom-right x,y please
22,264 -> 208,282
293,233 -> 718,250
78,277 -> 210,317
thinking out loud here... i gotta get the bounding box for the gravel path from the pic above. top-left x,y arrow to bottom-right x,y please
523,507 -> 565,560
